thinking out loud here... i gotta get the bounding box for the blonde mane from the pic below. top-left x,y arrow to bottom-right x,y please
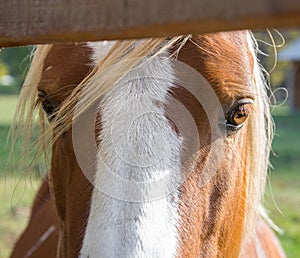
9,45 -> 52,172
11,33 -> 272,257
240,32 -> 273,254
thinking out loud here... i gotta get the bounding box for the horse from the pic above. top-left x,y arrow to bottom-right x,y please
10,178 -> 59,258
11,179 -> 285,258
10,31 -> 286,257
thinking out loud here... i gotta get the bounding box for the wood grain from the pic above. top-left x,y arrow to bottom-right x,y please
1,0 -> 300,46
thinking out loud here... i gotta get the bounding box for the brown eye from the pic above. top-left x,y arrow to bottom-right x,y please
231,105 -> 249,125
226,99 -> 253,134
38,91 -> 56,121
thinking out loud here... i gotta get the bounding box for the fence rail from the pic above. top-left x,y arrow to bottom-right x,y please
1,0 -> 300,47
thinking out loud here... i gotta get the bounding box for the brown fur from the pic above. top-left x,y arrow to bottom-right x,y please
175,33 -> 254,258
10,179 -> 59,258
11,180 -> 285,258
37,43 -> 94,257
11,33 -> 285,258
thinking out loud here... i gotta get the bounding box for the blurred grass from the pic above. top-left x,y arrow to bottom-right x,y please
265,107 -> 300,258
0,178 -> 40,258
0,95 -> 299,257
0,95 -> 19,125
0,95 -> 40,258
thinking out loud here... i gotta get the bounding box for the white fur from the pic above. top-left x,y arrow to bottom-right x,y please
255,235 -> 267,258
24,225 -> 56,258
87,41 -> 116,63
80,45 -> 182,257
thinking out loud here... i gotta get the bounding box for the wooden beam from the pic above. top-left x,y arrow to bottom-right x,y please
1,0 -> 300,47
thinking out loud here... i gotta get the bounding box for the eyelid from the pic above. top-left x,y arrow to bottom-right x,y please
235,98 -> 254,105
38,90 -> 46,96
226,123 -> 244,133
226,98 -> 253,117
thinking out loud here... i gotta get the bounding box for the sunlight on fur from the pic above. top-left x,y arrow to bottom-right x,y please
10,33 -> 273,258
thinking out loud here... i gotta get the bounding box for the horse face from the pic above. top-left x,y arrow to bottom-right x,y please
33,31 -> 266,257
36,43 -> 95,256
176,32 -> 257,257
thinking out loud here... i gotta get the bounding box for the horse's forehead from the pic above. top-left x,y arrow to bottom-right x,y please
37,43 -> 92,100
179,31 -> 255,103
36,32 -> 254,104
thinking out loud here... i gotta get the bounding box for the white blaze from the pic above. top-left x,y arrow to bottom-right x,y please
80,44 -> 182,258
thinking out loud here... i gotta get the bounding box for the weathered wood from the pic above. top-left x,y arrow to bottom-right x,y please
1,0 -> 300,47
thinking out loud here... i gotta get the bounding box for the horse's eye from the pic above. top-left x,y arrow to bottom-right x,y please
38,91 -> 56,121
226,98 -> 253,135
